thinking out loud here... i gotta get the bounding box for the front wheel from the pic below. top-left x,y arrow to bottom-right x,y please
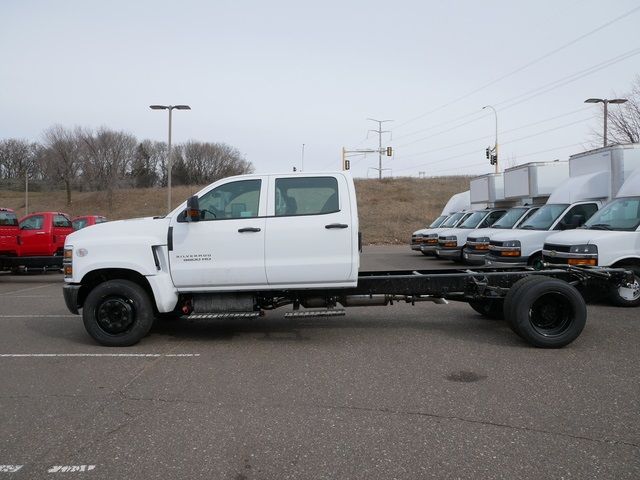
609,266 -> 640,307
507,277 -> 586,348
83,279 -> 154,346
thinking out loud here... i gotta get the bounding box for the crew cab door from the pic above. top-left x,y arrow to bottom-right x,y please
51,214 -> 73,255
18,214 -> 48,256
264,174 -> 354,286
169,178 -> 268,289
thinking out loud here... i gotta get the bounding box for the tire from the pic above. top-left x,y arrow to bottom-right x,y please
609,265 -> 640,307
83,279 -> 154,347
503,275 -> 549,337
508,277 -> 586,348
468,299 -> 504,319
421,251 -> 431,256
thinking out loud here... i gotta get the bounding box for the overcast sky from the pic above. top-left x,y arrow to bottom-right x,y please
1,0 -> 639,178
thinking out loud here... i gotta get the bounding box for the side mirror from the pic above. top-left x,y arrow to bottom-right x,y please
570,214 -> 585,228
185,195 -> 201,222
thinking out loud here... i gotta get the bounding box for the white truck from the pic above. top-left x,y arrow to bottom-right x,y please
410,190 -> 470,255
435,173 -> 509,261
543,167 -> 640,306
463,160 -> 570,264
62,171 -> 635,349
486,144 -> 640,268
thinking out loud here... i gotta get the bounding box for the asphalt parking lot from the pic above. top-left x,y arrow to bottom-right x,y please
0,246 -> 638,479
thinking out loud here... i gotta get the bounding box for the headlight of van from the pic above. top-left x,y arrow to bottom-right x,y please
569,244 -> 597,254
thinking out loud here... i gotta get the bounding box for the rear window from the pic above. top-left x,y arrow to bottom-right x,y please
96,217 -> 107,224
275,177 -> 339,216
72,218 -> 88,230
0,211 -> 18,227
53,214 -> 72,228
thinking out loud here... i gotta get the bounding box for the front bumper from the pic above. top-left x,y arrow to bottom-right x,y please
462,249 -> 488,265
485,254 -> 528,268
420,244 -> 438,253
63,284 -> 81,315
436,247 -> 463,260
410,244 -> 422,251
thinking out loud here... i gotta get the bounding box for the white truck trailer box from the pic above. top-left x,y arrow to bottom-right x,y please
470,173 -> 506,209
504,161 -> 569,202
441,190 -> 471,215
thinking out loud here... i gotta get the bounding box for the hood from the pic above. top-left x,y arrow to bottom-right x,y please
490,229 -> 551,243
545,229 -> 620,246
413,227 -> 448,236
438,227 -> 471,238
66,216 -> 171,247
467,227 -> 506,240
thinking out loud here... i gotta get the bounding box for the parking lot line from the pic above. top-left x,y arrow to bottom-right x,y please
0,353 -> 200,357
0,284 -> 55,295
0,314 -> 77,318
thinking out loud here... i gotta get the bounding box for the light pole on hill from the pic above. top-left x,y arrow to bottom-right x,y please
150,104 -> 191,213
584,98 -> 628,147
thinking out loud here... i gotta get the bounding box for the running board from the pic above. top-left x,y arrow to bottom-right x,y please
188,312 -> 261,319
285,309 -> 346,318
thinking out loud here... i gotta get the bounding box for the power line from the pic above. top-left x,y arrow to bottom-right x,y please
393,4 -> 640,130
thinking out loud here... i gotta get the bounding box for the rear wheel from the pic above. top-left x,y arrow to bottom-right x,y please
83,279 -> 154,346
503,275 -> 548,337
609,265 -> 640,307
468,299 -> 504,319
507,277 -> 586,348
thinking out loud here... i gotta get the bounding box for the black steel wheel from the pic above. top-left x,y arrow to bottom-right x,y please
503,275 -> 549,337
468,299 -> 504,320
509,278 -> 586,348
83,279 -> 154,346
609,265 -> 640,307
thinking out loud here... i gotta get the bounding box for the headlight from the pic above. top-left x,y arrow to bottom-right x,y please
63,246 -> 73,278
569,244 -> 597,254
475,237 -> 490,243
490,240 -> 521,257
502,240 -> 521,248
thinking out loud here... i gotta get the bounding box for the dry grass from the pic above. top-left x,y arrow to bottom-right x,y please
0,176 -> 470,244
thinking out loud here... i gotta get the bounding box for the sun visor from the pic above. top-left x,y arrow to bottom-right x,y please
547,171 -> 610,204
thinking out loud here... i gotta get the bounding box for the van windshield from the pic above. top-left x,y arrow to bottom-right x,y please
584,197 -> 640,231
429,215 -> 447,228
459,211 -> 486,228
440,212 -> 465,227
491,207 -> 527,229
519,204 -> 569,230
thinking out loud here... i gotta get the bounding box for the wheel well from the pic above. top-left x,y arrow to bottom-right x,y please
527,251 -> 542,265
78,269 -> 155,311
612,258 -> 640,268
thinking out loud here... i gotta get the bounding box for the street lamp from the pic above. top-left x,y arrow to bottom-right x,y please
149,104 -> 191,213
584,98 -> 628,147
482,105 -> 498,173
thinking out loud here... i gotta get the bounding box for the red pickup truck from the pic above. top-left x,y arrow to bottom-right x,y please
0,208 -> 19,257
72,215 -> 107,231
0,211 -> 74,271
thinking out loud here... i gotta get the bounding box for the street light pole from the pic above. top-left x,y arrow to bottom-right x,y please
150,104 -> 191,213
584,98 -> 628,147
482,105 -> 498,174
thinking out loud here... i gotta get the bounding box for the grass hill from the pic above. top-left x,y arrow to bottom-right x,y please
0,176 -> 471,244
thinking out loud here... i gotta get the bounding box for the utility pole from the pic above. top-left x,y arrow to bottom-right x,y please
482,105 -> 498,174
367,118 -> 393,179
301,143 -> 305,171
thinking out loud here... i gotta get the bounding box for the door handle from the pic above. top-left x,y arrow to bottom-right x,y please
325,223 -> 348,229
238,227 -> 261,233
35,232 -> 46,235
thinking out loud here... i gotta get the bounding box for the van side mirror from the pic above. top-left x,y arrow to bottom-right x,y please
570,214 -> 585,228
185,196 -> 201,222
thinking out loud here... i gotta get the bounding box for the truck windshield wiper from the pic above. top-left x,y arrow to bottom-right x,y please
520,225 -> 536,230
589,223 -> 612,230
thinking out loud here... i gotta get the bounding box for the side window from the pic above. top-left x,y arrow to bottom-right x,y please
53,214 -> 72,228
198,179 -> 261,221
96,217 -> 107,224
557,203 -> 598,229
73,219 -> 87,230
20,215 -> 44,230
274,177 -> 339,217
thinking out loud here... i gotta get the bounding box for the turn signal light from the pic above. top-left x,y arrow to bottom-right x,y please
63,265 -> 73,277
500,250 -> 520,257
568,258 -> 597,266
475,244 -> 489,250
425,238 -> 438,244
443,241 -> 457,248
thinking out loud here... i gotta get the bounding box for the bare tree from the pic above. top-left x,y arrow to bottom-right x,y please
591,76 -> 640,146
0,139 -> 39,183
42,125 -> 81,205
79,127 -> 137,206
181,141 -> 254,184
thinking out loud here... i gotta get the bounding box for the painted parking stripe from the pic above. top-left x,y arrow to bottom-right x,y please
0,315 -> 77,318
47,465 -> 95,473
0,465 -> 23,473
0,284 -> 54,295
0,353 -> 199,357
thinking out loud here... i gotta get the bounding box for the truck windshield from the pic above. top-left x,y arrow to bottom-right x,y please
459,211 -> 487,228
429,215 -> 447,228
0,211 -> 18,226
584,197 -> 640,231
490,207 -> 528,229
440,212 -> 465,227
519,204 -> 569,230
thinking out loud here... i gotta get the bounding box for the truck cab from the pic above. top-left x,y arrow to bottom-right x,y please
18,212 -> 74,257
463,205 -> 539,265
436,208 -> 507,261
543,169 -> 640,306
0,208 -> 19,257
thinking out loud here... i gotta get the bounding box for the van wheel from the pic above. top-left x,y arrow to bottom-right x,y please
506,276 -> 586,348
609,265 -> 640,307
83,279 -> 154,346
468,299 -> 504,319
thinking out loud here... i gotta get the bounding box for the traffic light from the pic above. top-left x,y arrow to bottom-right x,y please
485,147 -> 490,159
490,154 -> 497,166
344,159 -> 351,170
386,146 -> 393,156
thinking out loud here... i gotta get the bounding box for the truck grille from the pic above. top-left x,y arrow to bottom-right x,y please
543,243 -> 571,253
